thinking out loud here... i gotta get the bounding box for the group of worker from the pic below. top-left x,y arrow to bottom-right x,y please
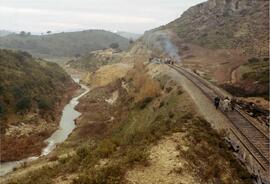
214,96 -> 237,112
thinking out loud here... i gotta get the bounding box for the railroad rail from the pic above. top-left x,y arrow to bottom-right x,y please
169,64 -> 270,175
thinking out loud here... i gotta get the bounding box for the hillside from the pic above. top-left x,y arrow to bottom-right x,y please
0,49 -> 78,161
116,31 -> 141,40
0,30 -> 130,58
2,58 -> 252,184
142,0 -> 269,101
162,0 -> 269,56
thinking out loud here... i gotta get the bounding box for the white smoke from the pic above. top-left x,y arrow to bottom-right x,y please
144,31 -> 181,62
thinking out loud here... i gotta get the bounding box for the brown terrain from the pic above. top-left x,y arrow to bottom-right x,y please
1,46 -> 253,184
0,0 -> 268,183
142,0 -> 269,106
0,49 -> 80,162
0,82 -> 79,162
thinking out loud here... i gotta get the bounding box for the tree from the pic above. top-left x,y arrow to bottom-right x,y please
27,32 -> 31,36
110,43 -> 119,49
47,31 -> 52,34
19,31 -> 26,36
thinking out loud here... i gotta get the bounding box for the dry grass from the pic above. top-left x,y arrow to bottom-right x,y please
127,61 -> 161,103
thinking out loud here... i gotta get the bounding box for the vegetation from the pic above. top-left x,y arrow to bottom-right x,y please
0,49 -> 74,132
8,63 -> 252,184
222,57 -> 269,99
0,30 -> 129,58
66,49 -> 124,72
159,0 -> 269,56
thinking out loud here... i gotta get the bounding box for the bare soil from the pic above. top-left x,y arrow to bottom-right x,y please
126,133 -> 198,184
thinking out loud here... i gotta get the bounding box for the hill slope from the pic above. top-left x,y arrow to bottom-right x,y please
0,49 -> 78,161
0,30 -> 130,58
162,0 -> 269,56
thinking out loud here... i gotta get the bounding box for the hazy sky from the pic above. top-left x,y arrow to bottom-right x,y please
0,0 -> 205,34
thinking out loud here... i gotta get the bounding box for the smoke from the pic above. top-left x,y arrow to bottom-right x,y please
144,31 -> 181,62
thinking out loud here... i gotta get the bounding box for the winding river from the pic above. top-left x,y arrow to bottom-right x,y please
0,78 -> 90,176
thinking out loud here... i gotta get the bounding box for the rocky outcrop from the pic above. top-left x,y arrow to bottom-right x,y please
208,0 -> 256,13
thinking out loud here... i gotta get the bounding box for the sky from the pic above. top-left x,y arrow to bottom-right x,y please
0,0 -> 206,34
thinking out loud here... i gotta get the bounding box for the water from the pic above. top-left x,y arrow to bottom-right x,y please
0,78 -> 90,176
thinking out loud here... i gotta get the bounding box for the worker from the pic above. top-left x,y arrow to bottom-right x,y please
214,96 -> 221,109
223,97 -> 231,112
230,97 -> 237,111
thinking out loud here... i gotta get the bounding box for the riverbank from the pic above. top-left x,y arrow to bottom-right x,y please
0,79 -> 80,163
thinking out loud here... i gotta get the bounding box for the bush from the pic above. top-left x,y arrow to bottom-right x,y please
96,139 -> 117,158
73,164 -> 124,184
16,97 -> 31,112
110,43 -> 119,49
129,62 -> 161,103
124,147 -> 149,165
248,57 -> 260,63
37,97 -> 51,110
136,97 -> 153,109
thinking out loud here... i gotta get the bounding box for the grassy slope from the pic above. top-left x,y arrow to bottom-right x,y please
0,30 -> 129,58
0,49 -> 74,122
0,49 -> 78,161
7,64 -> 252,184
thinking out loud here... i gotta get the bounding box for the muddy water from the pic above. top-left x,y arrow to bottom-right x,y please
0,78 -> 90,176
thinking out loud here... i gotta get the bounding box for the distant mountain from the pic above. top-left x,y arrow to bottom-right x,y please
116,31 -> 141,40
0,30 -> 130,58
0,30 -> 13,37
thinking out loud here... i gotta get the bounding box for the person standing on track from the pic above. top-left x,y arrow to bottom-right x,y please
214,96 -> 221,109
230,97 -> 237,111
223,97 -> 231,112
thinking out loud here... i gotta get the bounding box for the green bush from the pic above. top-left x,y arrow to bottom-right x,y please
37,97 -> 52,110
248,57 -> 260,63
16,97 -> 31,112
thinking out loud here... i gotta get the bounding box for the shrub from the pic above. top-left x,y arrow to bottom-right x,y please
124,147 -> 149,166
76,146 -> 91,161
73,164 -> 124,184
136,97 -> 153,109
248,57 -> 260,63
16,97 -> 31,112
110,43 -> 119,49
95,139 -> 117,158
37,97 -> 51,110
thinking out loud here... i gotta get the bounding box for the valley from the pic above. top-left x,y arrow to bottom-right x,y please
0,0 -> 269,183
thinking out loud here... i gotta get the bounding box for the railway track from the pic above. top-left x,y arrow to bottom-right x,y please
169,64 -> 270,174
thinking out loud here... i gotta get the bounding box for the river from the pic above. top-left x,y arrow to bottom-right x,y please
0,78 -> 90,176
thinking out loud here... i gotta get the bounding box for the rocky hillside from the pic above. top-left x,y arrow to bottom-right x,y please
0,30 -> 129,58
160,0 -> 269,57
0,49 -> 78,161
